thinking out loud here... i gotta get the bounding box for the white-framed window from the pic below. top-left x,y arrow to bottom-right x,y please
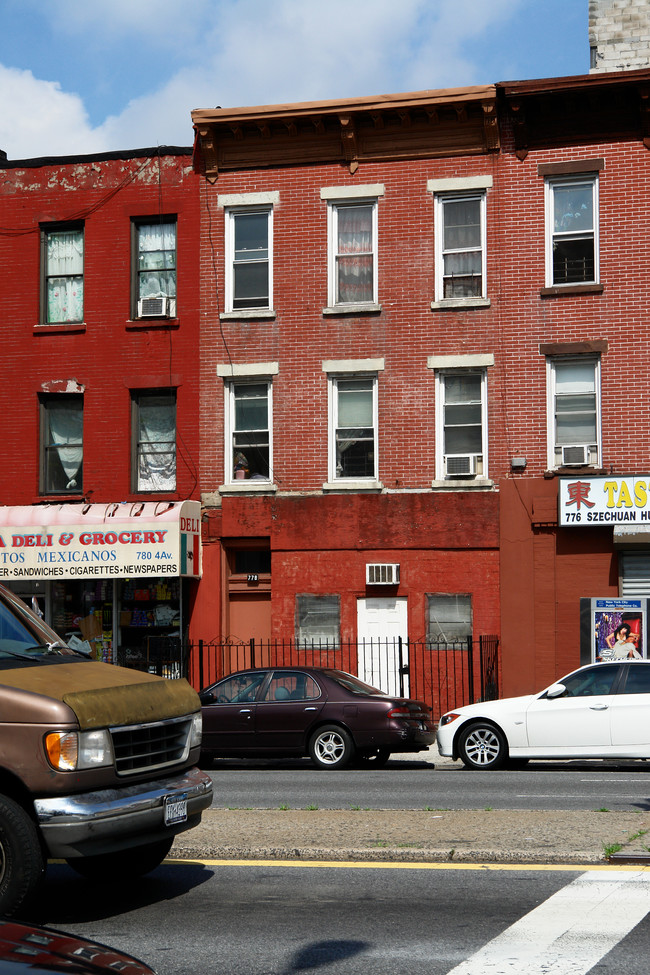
41,224 -> 84,324
225,379 -> 273,484
547,356 -> 601,468
321,185 -> 383,310
133,218 -> 177,318
132,390 -> 177,492
40,394 -> 83,495
434,193 -> 486,300
435,370 -> 487,479
545,175 -> 599,287
224,206 -> 273,312
328,373 -> 378,481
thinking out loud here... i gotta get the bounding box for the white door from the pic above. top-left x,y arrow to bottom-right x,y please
357,597 -> 408,697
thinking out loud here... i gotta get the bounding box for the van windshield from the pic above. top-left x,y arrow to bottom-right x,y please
0,586 -> 77,659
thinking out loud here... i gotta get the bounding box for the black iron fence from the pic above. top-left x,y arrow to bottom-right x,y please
186,635 -> 500,720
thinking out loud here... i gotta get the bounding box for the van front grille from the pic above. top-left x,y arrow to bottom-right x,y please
110,714 -> 192,775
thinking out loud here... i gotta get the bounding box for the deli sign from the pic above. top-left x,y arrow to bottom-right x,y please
0,500 -> 201,580
559,476 -> 650,527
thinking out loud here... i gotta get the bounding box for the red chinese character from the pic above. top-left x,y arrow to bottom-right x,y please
566,481 -> 595,509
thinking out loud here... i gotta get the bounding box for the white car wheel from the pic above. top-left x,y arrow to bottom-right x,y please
459,723 -> 507,770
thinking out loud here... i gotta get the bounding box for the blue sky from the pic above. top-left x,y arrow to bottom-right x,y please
0,0 -> 589,159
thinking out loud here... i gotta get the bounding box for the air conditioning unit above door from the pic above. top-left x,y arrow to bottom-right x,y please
366,563 -> 400,585
445,454 -> 477,477
138,296 -> 170,318
561,444 -> 588,466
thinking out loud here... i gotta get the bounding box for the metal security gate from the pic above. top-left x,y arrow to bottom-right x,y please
188,635 -> 500,720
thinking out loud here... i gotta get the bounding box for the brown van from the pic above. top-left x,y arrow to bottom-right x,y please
0,583 -> 212,914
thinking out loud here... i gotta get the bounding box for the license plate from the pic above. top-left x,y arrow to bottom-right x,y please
164,794 -> 188,826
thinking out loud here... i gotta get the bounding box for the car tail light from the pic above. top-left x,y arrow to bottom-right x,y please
387,705 -> 430,720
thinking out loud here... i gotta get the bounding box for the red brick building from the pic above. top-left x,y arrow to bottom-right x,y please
190,67 -> 650,702
0,147 -> 202,674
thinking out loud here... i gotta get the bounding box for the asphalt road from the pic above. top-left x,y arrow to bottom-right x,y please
36,860 -> 650,975
205,757 -> 650,812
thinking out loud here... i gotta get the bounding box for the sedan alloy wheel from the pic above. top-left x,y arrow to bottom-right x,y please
309,725 -> 354,769
459,722 -> 507,770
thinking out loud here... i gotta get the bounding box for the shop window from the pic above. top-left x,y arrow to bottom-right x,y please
41,224 -> 84,324
547,357 -> 600,468
226,381 -> 272,483
328,374 -> 378,481
435,370 -> 487,479
426,594 -> 472,643
296,595 -> 340,647
225,206 -> 273,312
132,390 -> 177,492
435,192 -> 486,299
40,395 -> 83,495
132,217 -> 177,318
545,175 -> 598,286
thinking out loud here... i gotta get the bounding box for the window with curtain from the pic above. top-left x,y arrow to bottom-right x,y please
438,371 -> 486,478
329,201 -> 377,305
426,594 -> 472,644
331,376 -> 377,480
228,381 -> 272,482
133,391 -> 177,492
135,219 -> 177,314
548,357 -> 600,468
296,595 -> 340,647
435,194 -> 486,299
40,395 -> 83,494
225,208 -> 272,311
546,176 -> 598,286
42,225 -> 84,324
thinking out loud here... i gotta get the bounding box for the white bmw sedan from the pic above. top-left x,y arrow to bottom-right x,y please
437,660 -> 650,769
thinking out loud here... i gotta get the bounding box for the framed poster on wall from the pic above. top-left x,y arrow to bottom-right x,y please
580,598 -> 647,665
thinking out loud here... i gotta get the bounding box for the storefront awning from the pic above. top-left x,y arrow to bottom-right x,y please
0,501 -> 201,581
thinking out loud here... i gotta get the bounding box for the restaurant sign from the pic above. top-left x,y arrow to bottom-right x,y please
0,501 -> 201,580
559,476 -> 650,528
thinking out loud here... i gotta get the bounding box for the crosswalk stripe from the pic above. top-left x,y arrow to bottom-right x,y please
445,869 -> 650,974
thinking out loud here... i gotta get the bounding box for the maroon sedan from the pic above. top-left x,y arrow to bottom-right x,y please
199,667 -> 435,769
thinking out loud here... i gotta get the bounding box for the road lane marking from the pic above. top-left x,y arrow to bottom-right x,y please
444,869 -> 650,975
166,858 -> 650,872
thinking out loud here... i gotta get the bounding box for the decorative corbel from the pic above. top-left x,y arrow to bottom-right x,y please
398,110 -> 412,127
285,121 -> 297,137
509,99 -> 529,161
371,112 -> 385,129
640,84 -> 650,150
481,101 -> 500,152
339,114 -> 359,174
196,126 -> 219,183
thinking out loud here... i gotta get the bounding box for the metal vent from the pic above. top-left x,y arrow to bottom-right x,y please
561,445 -> 588,466
110,714 -> 193,776
138,296 -> 169,318
366,563 -> 400,585
445,454 -> 477,477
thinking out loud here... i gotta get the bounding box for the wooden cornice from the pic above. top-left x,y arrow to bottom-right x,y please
498,69 -> 650,159
191,86 -> 499,179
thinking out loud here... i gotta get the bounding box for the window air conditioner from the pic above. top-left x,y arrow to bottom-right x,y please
138,296 -> 170,318
366,563 -> 400,586
445,454 -> 477,477
561,444 -> 588,466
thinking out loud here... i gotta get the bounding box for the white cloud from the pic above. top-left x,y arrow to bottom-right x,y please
0,0 -> 524,158
0,65 -> 104,159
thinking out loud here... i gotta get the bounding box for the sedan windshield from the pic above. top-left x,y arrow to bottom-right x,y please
324,669 -> 385,696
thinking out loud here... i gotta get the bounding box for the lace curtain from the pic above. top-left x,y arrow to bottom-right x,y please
336,205 -> 373,303
47,401 -> 83,491
138,223 -> 177,298
137,397 -> 177,492
47,230 -> 84,323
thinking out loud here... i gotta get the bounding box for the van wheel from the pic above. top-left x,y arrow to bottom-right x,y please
0,795 -> 45,916
66,837 -> 174,881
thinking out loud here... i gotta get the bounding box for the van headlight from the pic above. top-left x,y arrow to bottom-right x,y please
45,729 -> 113,771
190,711 -> 202,748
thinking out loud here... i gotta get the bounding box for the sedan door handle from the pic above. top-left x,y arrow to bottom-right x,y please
589,703 -> 609,710
304,707 -> 318,711
239,708 -> 252,714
